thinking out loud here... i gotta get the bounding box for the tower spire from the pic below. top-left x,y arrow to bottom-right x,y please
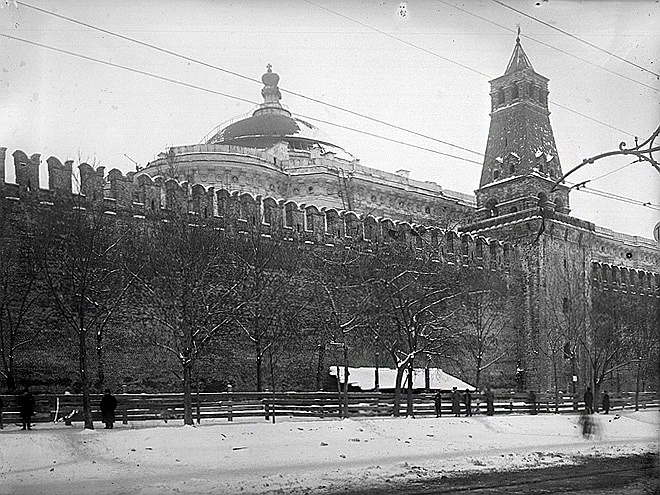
475,35 -> 569,218
505,30 -> 534,74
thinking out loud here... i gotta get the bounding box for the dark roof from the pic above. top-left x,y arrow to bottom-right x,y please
505,38 -> 534,74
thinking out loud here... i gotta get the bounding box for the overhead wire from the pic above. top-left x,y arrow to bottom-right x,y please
437,0 -> 659,94
2,31 -> 655,213
3,5 -> 657,212
0,31 -> 481,164
302,0 -> 635,137
490,0 -> 660,79
15,0 -> 484,160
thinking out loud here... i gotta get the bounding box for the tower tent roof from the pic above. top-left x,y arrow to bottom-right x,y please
505,36 -> 534,74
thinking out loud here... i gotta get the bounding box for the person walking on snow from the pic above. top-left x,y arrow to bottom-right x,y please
484,388 -> 495,416
584,387 -> 594,414
463,388 -> 472,417
18,388 -> 35,430
451,387 -> 461,417
434,391 -> 442,417
100,389 -> 118,429
601,391 -> 610,414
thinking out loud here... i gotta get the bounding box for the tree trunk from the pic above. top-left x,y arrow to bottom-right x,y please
183,361 -> 193,425
79,328 -> 94,430
406,361 -> 414,417
343,344 -> 349,418
256,339 -> 262,392
552,357 -> 559,413
475,356 -> 482,390
635,360 -> 641,412
393,366 -> 405,417
96,341 -> 105,390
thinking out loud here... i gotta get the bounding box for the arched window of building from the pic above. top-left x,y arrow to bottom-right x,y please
305,209 -> 315,232
511,84 -> 519,100
284,203 -> 295,228
485,198 -> 498,217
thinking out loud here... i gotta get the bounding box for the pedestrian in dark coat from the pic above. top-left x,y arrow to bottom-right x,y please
584,387 -> 594,414
100,389 -> 118,429
484,388 -> 495,416
434,391 -> 442,417
18,388 -> 35,430
601,391 -> 610,414
463,389 -> 472,417
451,387 -> 460,417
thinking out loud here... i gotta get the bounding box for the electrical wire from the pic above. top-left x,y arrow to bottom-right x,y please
491,0 -> 660,79
437,0 -> 659,94
2,13 -> 657,212
0,31 -> 481,164
15,0 -> 484,160
2,32 -> 656,211
303,0 -> 635,137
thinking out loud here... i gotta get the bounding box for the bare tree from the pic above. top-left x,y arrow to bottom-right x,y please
456,285 -> 512,389
232,231 -> 304,391
38,204 -> 135,429
137,212 -> 244,425
371,245 -> 464,416
0,216 -> 44,391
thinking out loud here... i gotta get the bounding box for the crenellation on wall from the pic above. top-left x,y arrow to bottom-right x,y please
106,168 -> 134,208
0,147 -> 6,185
6,147 -> 654,289
46,156 -> 73,195
79,163 -> 105,201
13,150 -> 41,194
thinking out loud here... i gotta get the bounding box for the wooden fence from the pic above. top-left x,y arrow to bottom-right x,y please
1,391 -> 657,426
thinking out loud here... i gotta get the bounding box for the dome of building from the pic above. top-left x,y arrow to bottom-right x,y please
206,65 -> 354,159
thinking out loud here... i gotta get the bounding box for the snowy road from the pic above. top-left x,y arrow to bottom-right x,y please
1,410 -> 657,495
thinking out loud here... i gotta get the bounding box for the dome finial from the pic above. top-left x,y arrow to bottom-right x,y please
261,64 -> 282,106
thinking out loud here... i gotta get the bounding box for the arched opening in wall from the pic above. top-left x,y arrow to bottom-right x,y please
485,198 -> 498,217
493,169 -> 500,180
364,217 -> 377,241
284,203 -> 295,228
345,213 -> 360,239
537,192 -> 548,206
497,88 -> 505,105
554,197 -> 564,211
536,155 -> 545,173
305,209 -> 315,232
510,207 -> 518,213
511,84 -> 519,100
263,201 -> 274,225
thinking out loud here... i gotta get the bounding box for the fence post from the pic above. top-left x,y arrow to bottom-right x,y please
196,384 -> 201,425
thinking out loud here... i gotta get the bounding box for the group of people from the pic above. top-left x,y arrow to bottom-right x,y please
434,387 -> 485,417
433,386 -> 612,419
0,388 -> 118,430
583,387 -> 611,415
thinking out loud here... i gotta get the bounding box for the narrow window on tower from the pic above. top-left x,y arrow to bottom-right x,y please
493,169 -> 500,180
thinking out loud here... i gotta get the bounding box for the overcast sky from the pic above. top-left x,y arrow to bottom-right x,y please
1,0 -> 658,239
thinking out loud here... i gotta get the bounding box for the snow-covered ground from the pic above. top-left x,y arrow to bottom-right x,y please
1,410 -> 657,495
